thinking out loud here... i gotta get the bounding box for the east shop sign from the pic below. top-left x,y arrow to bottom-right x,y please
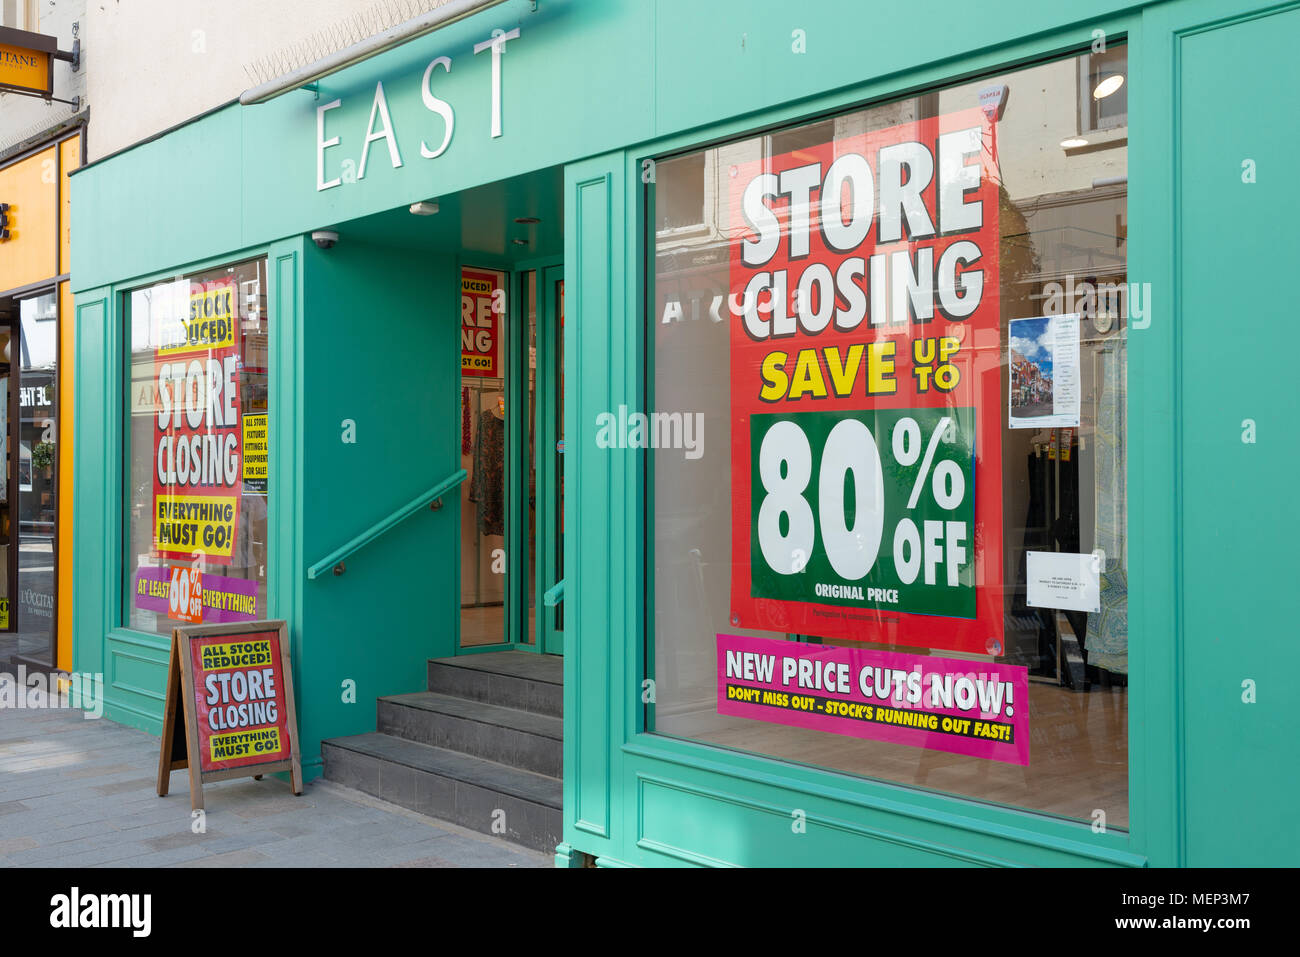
315,27 -> 520,192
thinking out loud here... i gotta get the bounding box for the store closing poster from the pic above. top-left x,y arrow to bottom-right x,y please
728,108 -> 1004,655
152,278 -> 243,566
461,268 -> 504,377
189,629 -> 292,770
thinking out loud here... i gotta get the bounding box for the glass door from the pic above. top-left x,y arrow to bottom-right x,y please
459,266 -> 511,650
457,261 -> 562,656
0,318 -> 14,662
0,290 -> 59,669
15,291 -> 58,667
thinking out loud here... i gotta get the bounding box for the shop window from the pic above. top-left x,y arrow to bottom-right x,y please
657,153 -> 707,233
124,259 -> 269,634
647,48 -> 1129,826
15,290 -> 58,663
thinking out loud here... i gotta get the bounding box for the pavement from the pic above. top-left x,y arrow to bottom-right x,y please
0,674 -> 552,868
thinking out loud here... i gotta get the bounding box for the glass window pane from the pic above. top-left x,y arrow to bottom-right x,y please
460,266 -> 509,647
125,259 -> 269,633
649,48 -> 1129,826
16,291 -> 58,662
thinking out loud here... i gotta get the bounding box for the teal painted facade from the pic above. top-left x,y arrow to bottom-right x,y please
69,0 -> 1299,867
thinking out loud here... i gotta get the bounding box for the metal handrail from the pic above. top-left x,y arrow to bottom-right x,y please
307,469 -> 467,580
543,578 -> 565,607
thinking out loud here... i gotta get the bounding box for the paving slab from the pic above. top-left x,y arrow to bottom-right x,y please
0,699 -> 550,868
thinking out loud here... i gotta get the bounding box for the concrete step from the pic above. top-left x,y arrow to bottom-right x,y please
322,732 -> 561,854
378,691 -> 562,777
426,651 -> 563,717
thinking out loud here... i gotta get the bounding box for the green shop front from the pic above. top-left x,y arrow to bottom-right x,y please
69,0 -> 1298,866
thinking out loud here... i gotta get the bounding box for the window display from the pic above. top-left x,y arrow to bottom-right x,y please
125,259 -> 269,634
649,49 -> 1129,825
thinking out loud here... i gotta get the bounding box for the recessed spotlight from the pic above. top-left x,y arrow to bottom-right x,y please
514,216 -> 540,225
409,201 -> 440,216
1092,74 -> 1124,99
1060,137 -> 1089,149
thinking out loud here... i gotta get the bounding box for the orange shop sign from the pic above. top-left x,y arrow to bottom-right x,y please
0,27 -> 54,97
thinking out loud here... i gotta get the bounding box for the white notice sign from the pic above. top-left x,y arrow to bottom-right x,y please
1026,550 -> 1101,613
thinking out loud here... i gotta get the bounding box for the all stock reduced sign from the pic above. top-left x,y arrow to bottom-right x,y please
728,108 -> 1004,655
151,278 -> 243,565
189,629 -> 293,770
158,620 -> 302,810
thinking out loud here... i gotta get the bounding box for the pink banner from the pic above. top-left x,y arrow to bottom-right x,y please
134,566 -> 261,623
716,633 -> 1029,766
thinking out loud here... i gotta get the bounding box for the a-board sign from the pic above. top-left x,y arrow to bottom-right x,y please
156,619 -> 302,810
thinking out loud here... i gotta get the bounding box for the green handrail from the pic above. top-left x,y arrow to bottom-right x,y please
543,578 -> 565,607
307,468 -> 468,580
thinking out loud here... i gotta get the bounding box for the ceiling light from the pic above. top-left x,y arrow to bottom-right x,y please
1060,137 -> 1089,149
409,201 -> 440,216
514,216 -> 540,225
512,238 -> 529,246
1092,74 -> 1125,99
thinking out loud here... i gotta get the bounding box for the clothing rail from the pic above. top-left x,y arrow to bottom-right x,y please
306,468 -> 468,580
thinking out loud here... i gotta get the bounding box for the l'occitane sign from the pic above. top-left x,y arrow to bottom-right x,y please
0,33 -> 53,96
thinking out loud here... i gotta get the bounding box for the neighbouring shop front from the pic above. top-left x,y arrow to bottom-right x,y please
69,0 -> 1297,867
0,127 -> 81,675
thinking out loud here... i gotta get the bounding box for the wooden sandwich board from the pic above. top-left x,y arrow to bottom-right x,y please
157,619 -> 302,810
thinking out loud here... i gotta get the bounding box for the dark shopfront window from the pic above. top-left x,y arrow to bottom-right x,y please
124,259 -> 269,635
0,290 -> 61,666
648,49 -> 1130,826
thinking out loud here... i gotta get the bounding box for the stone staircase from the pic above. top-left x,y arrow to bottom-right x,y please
321,651 -> 562,853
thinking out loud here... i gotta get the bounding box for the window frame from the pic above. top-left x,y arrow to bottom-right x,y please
117,251 -> 274,639
623,29 -> 1155,866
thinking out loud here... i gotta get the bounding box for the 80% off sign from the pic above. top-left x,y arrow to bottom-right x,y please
749,407 -> 975,620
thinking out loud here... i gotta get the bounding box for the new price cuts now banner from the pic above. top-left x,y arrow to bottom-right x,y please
718,633 -> 1029,765
729,108 -> 1004,655
153,279 -> 243,566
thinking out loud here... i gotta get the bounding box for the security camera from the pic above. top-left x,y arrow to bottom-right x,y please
312,230 -> 339,250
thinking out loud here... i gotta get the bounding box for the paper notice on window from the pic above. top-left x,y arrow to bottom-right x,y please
1008,313 -> 1081,429
1026,550 -> 1100,613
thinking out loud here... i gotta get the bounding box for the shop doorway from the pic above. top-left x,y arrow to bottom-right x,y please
459,260 -> 564,656
0,290 -> 60,671
319,170 -> 565,851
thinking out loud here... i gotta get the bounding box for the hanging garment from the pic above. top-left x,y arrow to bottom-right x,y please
1012,449 -> 1057,673
462,386 -> 472,456
1053,431 -> 1089,651
469,410 -> 506,537
1086,343 -> 1128,674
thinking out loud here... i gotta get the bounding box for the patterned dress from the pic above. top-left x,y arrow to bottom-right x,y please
469,410 -> 506,537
